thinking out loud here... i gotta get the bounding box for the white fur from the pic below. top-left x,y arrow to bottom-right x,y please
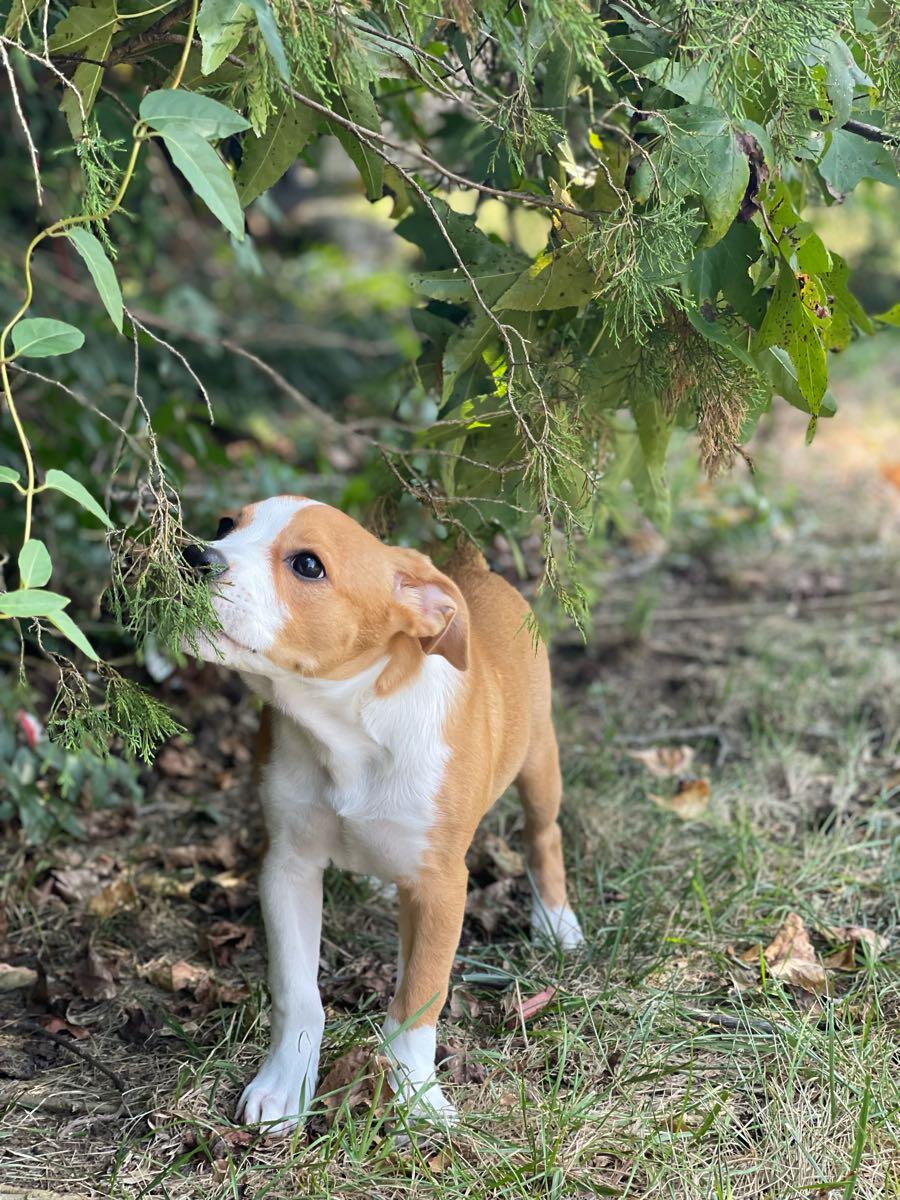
199,496 -> 320,667
236,653 -> 461,1132
531,899 -> 584,949
382,1016 -> 456,1122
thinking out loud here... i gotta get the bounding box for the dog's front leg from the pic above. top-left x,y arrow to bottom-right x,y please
237,847 -> 325,1133
383,863 -> 468,1123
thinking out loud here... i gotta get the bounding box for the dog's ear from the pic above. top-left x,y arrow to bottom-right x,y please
392,552 -> 469,672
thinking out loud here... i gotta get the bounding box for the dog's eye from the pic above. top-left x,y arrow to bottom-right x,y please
290,551 -> 325,580
215,516 -> 236,539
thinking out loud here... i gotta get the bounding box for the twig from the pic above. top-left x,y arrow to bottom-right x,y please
1,40 -> 42,206
106,0 -> 191,65
615,725 -> 723,745
8,1019 -> 127,1090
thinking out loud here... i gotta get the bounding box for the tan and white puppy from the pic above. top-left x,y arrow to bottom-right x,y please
186,496 -> 583,1132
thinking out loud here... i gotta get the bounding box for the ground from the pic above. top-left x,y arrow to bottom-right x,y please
1,341 -> 898,1200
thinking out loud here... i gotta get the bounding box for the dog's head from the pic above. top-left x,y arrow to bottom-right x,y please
185,497 -> 469,691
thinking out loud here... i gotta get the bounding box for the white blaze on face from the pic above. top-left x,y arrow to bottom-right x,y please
209,496 -> 320,658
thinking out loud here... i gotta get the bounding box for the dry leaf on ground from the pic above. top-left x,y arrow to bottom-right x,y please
436,1039 -> 486,1085
316,1046 -> 394,1123
199,920 -> 255,966
763,912 -> 826,993
465,878 -> 516,933
139,956 -> 209,993
86,877 -> 139,919
628,744 -> 695,777
449,985 -> 481,1021
39,1015 -> 90,1040
822,924 -> 889,970
0,963 -> 38,991
73,945 -> 117,1001
479,832 -> 525,878
649,778 -> 711,819
504,984 -> 557,1028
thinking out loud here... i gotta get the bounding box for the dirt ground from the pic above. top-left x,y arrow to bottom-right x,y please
1,340 -> 898,1199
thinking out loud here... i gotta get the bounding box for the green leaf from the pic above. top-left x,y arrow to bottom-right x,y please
140,89 -> 250,139
244,0 -> 289,82
4,0 -> 41,38
236,98 -> 319,205
43,468 -> 114,528
197,0 -> 251,74
18,540 -> 52,588
821,252 -> 873,350
46,609 -> 99,660
495,248 -> 597,312
753,263 -> 828,411
0,467 -> 21,485
66,227 -> 123,332
630,393 -> 673,529
331,81 -> 383,201
641,58 -> 712,104
688,221 -> 765,326
874,303 -> 900,326
807,35 -> 856,130
159,127 -> 245,240
663,107 -> 750,248
0,589 -> 70,618
756,347 -> 836,418
52,0 -> 117,138
818,128 -> 899,195
11,318 -> 84,358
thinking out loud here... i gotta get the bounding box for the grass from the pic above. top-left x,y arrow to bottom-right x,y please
0,342 -> 898,1198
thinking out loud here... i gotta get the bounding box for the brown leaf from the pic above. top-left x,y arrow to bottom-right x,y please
189,975 -> 250,1016
763,912 -> 826,994
156,741 -> 203,778
449,985 -> 481,1021
199,920 -> 255,966
86,877 -> 139,919
822,924 -> 889,970
480,832 -> 525,878
465,878 -> 516,933
166,832 -> 241,872
119,1005 -> 159,1046
39,1015 -> 90,1040
436,1039 -> 486,1085
74,945 -> 117,1001
51,865 -> 105,903
139,956 -> 209,993
628,744 -> 695,778
504,984 -> 558,1028
0,963 -> 38,991
649,778 -> 711,820
316,1046 -> 394,1124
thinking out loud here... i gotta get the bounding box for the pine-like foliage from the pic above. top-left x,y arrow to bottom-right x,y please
0,0 -> 897,756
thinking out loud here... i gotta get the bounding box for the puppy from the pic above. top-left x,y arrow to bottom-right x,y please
185,496 -> 583,1131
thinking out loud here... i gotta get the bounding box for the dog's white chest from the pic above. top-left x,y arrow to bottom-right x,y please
257,657 -> 459,883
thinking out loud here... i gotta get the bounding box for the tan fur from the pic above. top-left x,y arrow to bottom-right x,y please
245,501 -> 576,1032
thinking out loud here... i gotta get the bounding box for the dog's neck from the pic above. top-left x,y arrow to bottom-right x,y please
241,654 -> 459,790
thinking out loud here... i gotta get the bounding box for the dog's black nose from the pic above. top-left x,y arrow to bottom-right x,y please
183,543 -> 228,575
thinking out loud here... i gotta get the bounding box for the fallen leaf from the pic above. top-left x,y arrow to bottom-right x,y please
466,878 -> 516,934
628,744 -> 695,777
436,1039 -> 486,1085
156,741 -> 203,778
39,1015 -> 90,1040
763,912 -> 826,994
477,831 -> 525,878
316,1046 -> 394,1124
449,985 -> 481,1021
166,832 -> 241,871
649,778 -> 711,819
189,974 -> 250,1015
86,877 -> 139,918
139,956 -> 209,993
504,984 -> 558,1028
199,920 -> 255,966
74,945 -> 117,1001
0,963 -> 38,991
119,1005 -> 159,1046
426,1150 -> 448,1173
822,924 -> 889,970
51,865 -> 106,903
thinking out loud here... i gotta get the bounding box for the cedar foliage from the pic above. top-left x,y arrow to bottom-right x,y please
0,0 -> 898,754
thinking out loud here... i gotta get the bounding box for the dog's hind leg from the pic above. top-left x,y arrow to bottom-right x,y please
516,723 -> 584,949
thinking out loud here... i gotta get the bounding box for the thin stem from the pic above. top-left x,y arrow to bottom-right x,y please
169,0 -> 198,90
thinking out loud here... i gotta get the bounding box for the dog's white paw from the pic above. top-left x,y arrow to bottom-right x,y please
404,1079 -> 458,1126
531,901 -> 585,950
236,1055 -> 317,1135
